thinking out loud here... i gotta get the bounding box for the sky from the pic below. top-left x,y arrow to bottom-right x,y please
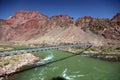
0,0 -> 120,20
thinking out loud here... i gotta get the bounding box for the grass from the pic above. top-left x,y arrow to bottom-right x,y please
87,48 -> 98,51
0,44 -> 31,50
0,55 -> 19,68
68,46 -> 120,54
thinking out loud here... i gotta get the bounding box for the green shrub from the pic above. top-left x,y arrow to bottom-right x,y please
3,60 -> 9,66
101,48 -> 113,52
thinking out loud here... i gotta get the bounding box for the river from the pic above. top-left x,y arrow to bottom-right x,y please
9,50 -> 120,80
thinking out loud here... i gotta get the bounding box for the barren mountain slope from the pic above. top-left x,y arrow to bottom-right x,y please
0,10 -> 120,46
26,26 -> 104,46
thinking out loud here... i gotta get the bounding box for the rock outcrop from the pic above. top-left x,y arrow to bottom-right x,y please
49,15 -> 75,28
111,13 -> 120,26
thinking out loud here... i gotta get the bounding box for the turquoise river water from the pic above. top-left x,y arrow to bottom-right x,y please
9,50 -> 120,80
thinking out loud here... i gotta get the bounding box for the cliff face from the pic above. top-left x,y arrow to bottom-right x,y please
0,10 -> 120,46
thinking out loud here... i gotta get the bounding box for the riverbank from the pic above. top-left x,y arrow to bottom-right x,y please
6,50 -> 120,80
62,47 -> 120,62
0,53 -> 41,80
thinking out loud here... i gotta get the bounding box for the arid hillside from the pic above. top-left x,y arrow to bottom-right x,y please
0,10 -> 120,46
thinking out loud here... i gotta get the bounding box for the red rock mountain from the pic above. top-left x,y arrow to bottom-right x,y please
0,10 -> 120,46
1,10 -> 49,41
76,16 -> 120,40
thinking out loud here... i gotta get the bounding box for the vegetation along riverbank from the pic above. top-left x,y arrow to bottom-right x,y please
63,46 -> 120,62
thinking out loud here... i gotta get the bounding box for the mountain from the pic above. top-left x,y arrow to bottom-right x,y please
0,10 -> 120,46
76,16 -> 120,40
0,10 -> 49,41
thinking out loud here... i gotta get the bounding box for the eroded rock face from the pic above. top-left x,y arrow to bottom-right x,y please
76,14 -> 120,40
49,15 -> 75,28
111,13 -> 120,26
76,16 -> 93,27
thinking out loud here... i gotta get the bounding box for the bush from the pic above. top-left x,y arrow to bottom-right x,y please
115,46 -> 120,50
101,48 -> 113,52
3,59 -> 9,66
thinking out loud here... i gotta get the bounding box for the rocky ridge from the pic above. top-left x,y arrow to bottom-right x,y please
76,16 -> 120,40
0,10 -> 120,46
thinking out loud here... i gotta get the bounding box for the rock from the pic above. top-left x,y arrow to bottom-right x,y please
76,16 -> 93,27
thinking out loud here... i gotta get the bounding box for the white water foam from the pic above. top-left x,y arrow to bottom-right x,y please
62,69 -> 85,80
37,53 -> 54,64
70,74 -> 85,78
62,68 -> 73,80
43,54 -> 54,61
73,71 -> 80,74
43,51 -> 54,61
38,68 -> 47,80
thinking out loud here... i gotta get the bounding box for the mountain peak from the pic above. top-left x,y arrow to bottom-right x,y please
15,10 -> 40,16
6,10 -> 48,25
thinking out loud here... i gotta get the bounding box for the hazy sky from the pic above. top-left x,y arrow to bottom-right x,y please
0,0 -> 120,20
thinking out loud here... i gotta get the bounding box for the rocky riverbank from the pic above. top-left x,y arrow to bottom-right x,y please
62,47 -> 120,62
0,53 -> 41,80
